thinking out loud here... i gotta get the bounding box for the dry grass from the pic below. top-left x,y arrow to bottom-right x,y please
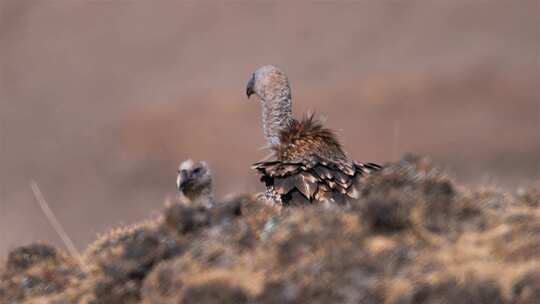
1,155 -> 539,303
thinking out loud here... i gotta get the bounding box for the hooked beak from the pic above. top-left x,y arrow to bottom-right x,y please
246,74 -> 255,99
176,169 -> 189,191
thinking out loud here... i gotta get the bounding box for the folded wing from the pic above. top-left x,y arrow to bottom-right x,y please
252,159 -> 381,205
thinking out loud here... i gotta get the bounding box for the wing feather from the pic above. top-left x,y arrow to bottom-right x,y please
253,158 -> 380,205
274,175 -> 299,194
297,172 -> 318,199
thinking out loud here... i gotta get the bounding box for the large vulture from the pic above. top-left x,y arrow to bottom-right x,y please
246,65 -> 381,206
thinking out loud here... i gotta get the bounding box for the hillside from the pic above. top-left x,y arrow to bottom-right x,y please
1,155 -> 539,303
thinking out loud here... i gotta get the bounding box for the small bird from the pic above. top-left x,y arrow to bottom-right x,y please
246,65 -> 381,206
176,159 -> 214,208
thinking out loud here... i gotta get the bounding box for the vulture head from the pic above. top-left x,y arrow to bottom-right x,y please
176,159 -> 212,202
246,65 -> 291,103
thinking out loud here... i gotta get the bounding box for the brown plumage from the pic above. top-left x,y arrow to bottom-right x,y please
273,114 -> 345,162
246,65 -> 381,206
252,114 -> 380,205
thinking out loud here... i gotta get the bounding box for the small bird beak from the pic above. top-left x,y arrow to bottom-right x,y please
246,74 -> 255,99
176,169 -> 189,191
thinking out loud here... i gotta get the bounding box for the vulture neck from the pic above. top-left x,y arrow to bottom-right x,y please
195,189 -> 213,208
183,186 -> 213,208
261,96 -> 293,146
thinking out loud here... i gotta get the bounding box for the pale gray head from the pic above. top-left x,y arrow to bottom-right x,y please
246,65 -> 291,102
176,159 -> 213,206
246,65 -> 293,146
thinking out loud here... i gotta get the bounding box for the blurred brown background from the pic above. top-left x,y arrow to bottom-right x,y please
0,1 -> 538,256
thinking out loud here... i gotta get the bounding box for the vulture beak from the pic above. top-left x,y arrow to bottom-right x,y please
176,169 -> 189,191
246,74 -> 255,99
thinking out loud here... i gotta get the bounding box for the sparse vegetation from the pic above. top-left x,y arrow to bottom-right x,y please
1,155 -> 539,303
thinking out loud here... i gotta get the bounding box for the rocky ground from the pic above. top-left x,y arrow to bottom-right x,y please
1,155 -> 539,303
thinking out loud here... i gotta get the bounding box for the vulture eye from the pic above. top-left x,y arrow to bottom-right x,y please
193,167 -> 202,174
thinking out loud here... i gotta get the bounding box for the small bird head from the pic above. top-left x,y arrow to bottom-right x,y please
176,159 -> 212,198
246,65 -> 291,102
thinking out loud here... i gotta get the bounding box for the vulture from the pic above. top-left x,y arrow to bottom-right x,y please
246,65 -> 381,206
176,159 -> 214,208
